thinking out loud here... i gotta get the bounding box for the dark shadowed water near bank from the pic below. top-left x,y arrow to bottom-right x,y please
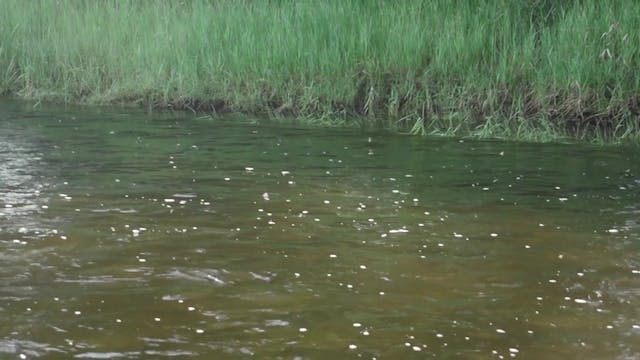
1,100 -> 639,359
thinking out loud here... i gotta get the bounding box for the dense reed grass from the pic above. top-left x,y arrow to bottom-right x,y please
0,0 -> 639,143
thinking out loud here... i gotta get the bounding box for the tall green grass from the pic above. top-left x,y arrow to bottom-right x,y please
0,0 -> 638,143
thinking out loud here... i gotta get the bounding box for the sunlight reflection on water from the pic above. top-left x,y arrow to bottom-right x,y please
0,135 -> 50,232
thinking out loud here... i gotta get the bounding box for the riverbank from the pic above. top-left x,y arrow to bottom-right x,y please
1,0 -> 638,143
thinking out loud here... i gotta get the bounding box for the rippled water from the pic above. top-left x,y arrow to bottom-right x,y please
1,100 -> 639,359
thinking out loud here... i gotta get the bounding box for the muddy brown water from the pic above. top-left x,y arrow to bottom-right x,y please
1,100 -> 639,359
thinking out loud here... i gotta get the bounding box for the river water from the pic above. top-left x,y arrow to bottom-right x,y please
1,100 -> 639,359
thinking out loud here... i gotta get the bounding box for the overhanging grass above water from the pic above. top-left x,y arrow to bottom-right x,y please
0,0 -> 639,143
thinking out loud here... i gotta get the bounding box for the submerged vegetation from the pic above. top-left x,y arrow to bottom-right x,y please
0,0 -> 639,143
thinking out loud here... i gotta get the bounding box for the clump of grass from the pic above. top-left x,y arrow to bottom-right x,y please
0,0 -> 638,143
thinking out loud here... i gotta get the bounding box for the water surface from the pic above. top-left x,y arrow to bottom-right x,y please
1,100 -> 639,359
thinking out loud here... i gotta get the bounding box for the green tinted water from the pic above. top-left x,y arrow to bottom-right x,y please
1,100 -> 639,359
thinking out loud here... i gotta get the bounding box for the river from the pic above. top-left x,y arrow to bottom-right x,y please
1,100 -> 639,359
